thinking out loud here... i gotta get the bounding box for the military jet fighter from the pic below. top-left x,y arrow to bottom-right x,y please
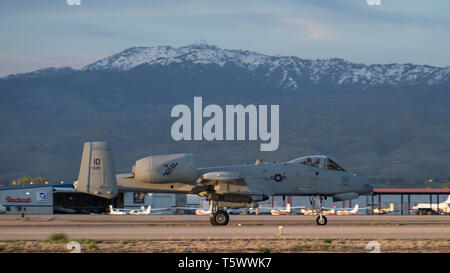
74,142 -> 372,226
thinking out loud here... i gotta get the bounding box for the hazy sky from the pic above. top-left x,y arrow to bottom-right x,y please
0,0 -> 449,76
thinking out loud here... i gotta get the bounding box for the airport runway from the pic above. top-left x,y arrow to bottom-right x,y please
0,215 -> 449,240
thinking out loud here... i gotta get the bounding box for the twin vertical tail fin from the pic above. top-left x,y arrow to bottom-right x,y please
74,142 -> 118,199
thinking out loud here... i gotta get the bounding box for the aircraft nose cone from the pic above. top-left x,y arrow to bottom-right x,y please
359,176 -> 373,194
353,175 -> 373,194
361,182 -> 373,194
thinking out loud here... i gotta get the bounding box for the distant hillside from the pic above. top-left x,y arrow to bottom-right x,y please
0,44 -> 449,187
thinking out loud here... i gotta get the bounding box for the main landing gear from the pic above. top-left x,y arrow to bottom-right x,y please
208,201 -> 230,226
205,197 -> 329,226
210,210 -> 230,226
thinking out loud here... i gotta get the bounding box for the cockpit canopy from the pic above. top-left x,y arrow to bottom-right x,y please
289,156 -> 346,172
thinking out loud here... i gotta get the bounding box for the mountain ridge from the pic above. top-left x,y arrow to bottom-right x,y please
82,43 -> 450,89
4,43 -> 450,91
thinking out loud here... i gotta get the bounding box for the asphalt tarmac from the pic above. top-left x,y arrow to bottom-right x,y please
0,215 -> 449,240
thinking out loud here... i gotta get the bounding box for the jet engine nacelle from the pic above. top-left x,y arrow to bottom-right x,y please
134,153 -> 197,183
333,192 -> 359,202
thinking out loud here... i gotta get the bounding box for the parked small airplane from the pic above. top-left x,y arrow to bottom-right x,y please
109,205 -> 170,215
193,208 -> 212,215
269,203 -> 305,215
108,205 -> 128,215
321,208 -> 335,215
336,204 -> 359,215
75,142 -> 373,225
322,204 -> 361,215
251,203 -> 304,215
128,205 -> 152,215
300,207 -> 317,215
270,203 -> 292,215
174,206 -> 212,215
373,203 -> 394,214
413,195 -> 450,215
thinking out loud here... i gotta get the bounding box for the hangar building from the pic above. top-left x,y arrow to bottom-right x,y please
0,184 -> 189,214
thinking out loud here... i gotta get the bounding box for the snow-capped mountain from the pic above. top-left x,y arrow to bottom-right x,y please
83,44 -> 271,71
1,44 -> 450,182
82,43 -> 450,90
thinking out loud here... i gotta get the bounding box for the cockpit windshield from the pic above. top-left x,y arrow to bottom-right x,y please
293,156 -> 345,171
298,156 -> 324,168
325,158 -> 345,172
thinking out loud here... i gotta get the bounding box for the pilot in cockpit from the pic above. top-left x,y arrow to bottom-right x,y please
305,157 -> 312,166
312,158 -> 321,168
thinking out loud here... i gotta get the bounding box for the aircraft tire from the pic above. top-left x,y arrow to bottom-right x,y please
209,214 -> 218,225
315,215 -> 327,226
212,210 -> 229,226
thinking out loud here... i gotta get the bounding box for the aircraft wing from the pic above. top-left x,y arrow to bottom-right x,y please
192,171 -> 253,196
191,171 -> 268,206
195,171 -> 250,193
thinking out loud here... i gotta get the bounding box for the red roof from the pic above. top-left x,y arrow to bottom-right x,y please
374,188 -> 450,194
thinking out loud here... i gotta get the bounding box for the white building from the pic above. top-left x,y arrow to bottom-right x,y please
0,184 -> 191,215
0,185 -> 53,214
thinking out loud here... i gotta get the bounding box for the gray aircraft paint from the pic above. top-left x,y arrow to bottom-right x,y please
75,142 -> 372,204
196,160 -> 369,197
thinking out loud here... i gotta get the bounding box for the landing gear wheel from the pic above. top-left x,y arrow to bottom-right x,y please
209,214 -> 218,225
210,210 -> 229,226
315,215 -> 327,226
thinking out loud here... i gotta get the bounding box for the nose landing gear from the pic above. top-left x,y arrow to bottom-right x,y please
309,195 -> 328,226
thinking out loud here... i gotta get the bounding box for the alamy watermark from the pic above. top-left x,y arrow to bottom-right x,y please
170,97 -> 279,151
66,0 -> 81,5
366,0 -> 381,6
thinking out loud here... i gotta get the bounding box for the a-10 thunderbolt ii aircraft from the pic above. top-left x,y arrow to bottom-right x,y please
74,142 -> 373,226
